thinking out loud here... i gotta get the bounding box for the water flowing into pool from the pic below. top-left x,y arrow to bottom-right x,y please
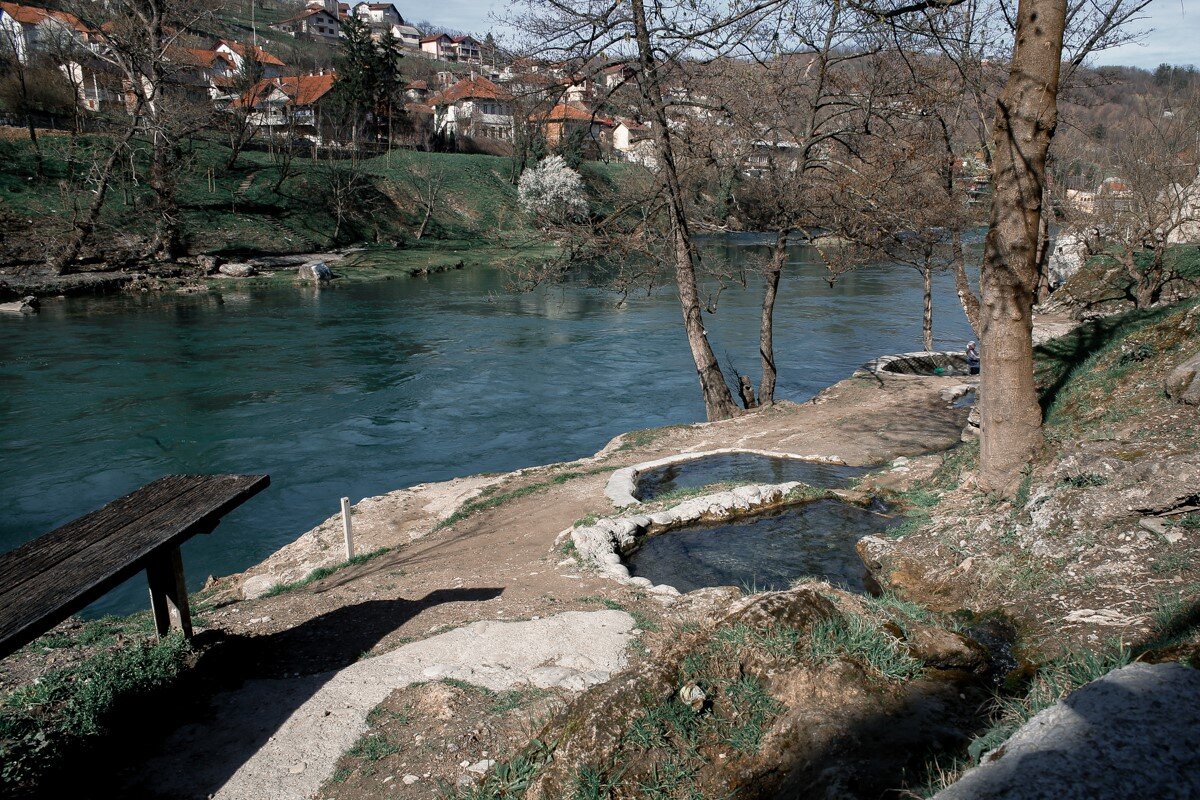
0,235 -> 974,614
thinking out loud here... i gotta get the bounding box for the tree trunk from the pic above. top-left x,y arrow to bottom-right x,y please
48,120 -> 139,274
922,261 -> 934,351
977,0 -> 1067,496
416,200 -> 433,240
951,229 -> 981,334
759,231 -> 786,405
1034,189 -> 1053,304
629,0 -> 739,422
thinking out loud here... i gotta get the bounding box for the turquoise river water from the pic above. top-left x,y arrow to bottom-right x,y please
0,235 -> 974,615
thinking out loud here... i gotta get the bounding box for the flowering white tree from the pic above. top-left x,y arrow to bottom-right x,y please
517,155 -> 589,224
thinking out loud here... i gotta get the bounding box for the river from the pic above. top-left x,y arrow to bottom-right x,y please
0,234 -> 975,616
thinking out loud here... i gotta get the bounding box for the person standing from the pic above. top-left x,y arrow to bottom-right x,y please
966,341 -> 980,375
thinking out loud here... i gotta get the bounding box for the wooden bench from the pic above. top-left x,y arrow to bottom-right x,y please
0,474 -> 270,660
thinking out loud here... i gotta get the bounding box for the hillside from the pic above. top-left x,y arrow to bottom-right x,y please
0,132 -> 639,289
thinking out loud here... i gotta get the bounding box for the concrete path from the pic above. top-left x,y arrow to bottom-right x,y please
130,610 -> 634,800
935,662 -> 1200,800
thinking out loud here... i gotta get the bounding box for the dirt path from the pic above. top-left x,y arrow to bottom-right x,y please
113,373 -> 970,799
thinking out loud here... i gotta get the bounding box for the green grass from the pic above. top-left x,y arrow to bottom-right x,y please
347,731 -> 400,762
578,597 -> 660,632
441,740 -> 553,800
436,467 -> 611,530
0,133 -> 638,262
264,546 -> 391,597
805,613 -> 924,682
616,425 -> 687,452
0,635 -> 192,790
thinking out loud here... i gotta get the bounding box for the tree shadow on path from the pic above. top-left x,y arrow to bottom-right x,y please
61,586 -> 504,800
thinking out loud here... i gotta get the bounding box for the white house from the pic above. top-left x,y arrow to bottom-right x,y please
351,1 -> 402,27
419,33 -> 455,60
271,0 -> 341,44
431,74 -> 513,140
391,22 -> 422,49
213,40 -> 286,78
0,1 -> 95,64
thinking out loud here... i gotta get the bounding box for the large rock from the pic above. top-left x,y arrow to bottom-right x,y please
197,254 -> 221,273
218,263 -> 256,278
1165,351 -> 1200,405
934,662 -> 1200,800
297,261 -> 333,282
0,295 -> 39,314
1047,228 -> 1098,289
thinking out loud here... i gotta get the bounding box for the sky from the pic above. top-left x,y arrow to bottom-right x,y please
410,0 -> 1200,71
1091,0 -> 1200,70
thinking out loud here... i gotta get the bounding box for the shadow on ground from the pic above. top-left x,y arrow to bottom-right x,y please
46,586 -> 503,800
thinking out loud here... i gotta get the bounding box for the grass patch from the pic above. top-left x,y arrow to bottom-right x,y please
616,425 -> 687,453
578,597 -> 660,632
806,613 -> 924,681
263,546 -> 391,597
436,468 -> 611,530
1058,472 -> 1109,488
650,481 -> 742,506
347,731 -> 400,762
441,740 -> 553,800
0,635 -> 192,791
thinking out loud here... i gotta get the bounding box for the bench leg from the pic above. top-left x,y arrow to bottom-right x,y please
146,546 -> 193,640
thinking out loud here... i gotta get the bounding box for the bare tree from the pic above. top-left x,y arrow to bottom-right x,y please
1078,90 -> 1200,308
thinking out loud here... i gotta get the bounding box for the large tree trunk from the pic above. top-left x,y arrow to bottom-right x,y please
922,261 -> 934,351
630,0 -> 739,421
759,231 -> 786,405
977,0 -> 1067,495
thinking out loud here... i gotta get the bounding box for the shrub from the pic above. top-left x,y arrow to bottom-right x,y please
517,155 -> 589,224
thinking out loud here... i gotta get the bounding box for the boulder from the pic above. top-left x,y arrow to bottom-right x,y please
0,295 -> 39,314
1165,350 -> 1200,405
197,254 -> 221,273
218,263 -> 256,278
1047,227 -> 1099,289
933,663 -> 1200,800
298,261 -> 333,282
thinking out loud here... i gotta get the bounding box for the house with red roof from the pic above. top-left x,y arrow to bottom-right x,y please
0,1 -> 96,63
271,1 -> 341,45
234,71 -> 340,137
533,102 -> 614,152
430,74 -> 513,141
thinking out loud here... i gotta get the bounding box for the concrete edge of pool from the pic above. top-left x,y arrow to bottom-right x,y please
563,481 -> 884,596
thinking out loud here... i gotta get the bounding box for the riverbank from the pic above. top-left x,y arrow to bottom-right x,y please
5,301 -> 1197,798
0,135 -> 625,298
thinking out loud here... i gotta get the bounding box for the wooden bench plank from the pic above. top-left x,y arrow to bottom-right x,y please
0,474 -> 268,657
0,475 -> 210,589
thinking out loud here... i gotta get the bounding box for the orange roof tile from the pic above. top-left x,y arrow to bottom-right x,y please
220,40 -> 286,67
432,75 -> 510,104
236,72 -> 338,108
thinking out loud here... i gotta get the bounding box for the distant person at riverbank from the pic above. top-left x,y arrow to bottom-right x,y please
966,341 -> 980,375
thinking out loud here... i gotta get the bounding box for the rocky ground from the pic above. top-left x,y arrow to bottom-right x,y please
859,301 -> 1200,661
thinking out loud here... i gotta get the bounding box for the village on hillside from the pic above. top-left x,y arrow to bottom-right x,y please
0,0 -> 666,162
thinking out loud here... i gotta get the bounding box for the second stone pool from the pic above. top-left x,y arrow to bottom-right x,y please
624,499 -> 896,594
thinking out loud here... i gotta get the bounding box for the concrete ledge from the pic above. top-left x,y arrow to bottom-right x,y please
604,448 -> 848,508
855,351 -> 970,378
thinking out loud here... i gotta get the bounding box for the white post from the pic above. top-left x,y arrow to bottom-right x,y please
341,496 -> 354,560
